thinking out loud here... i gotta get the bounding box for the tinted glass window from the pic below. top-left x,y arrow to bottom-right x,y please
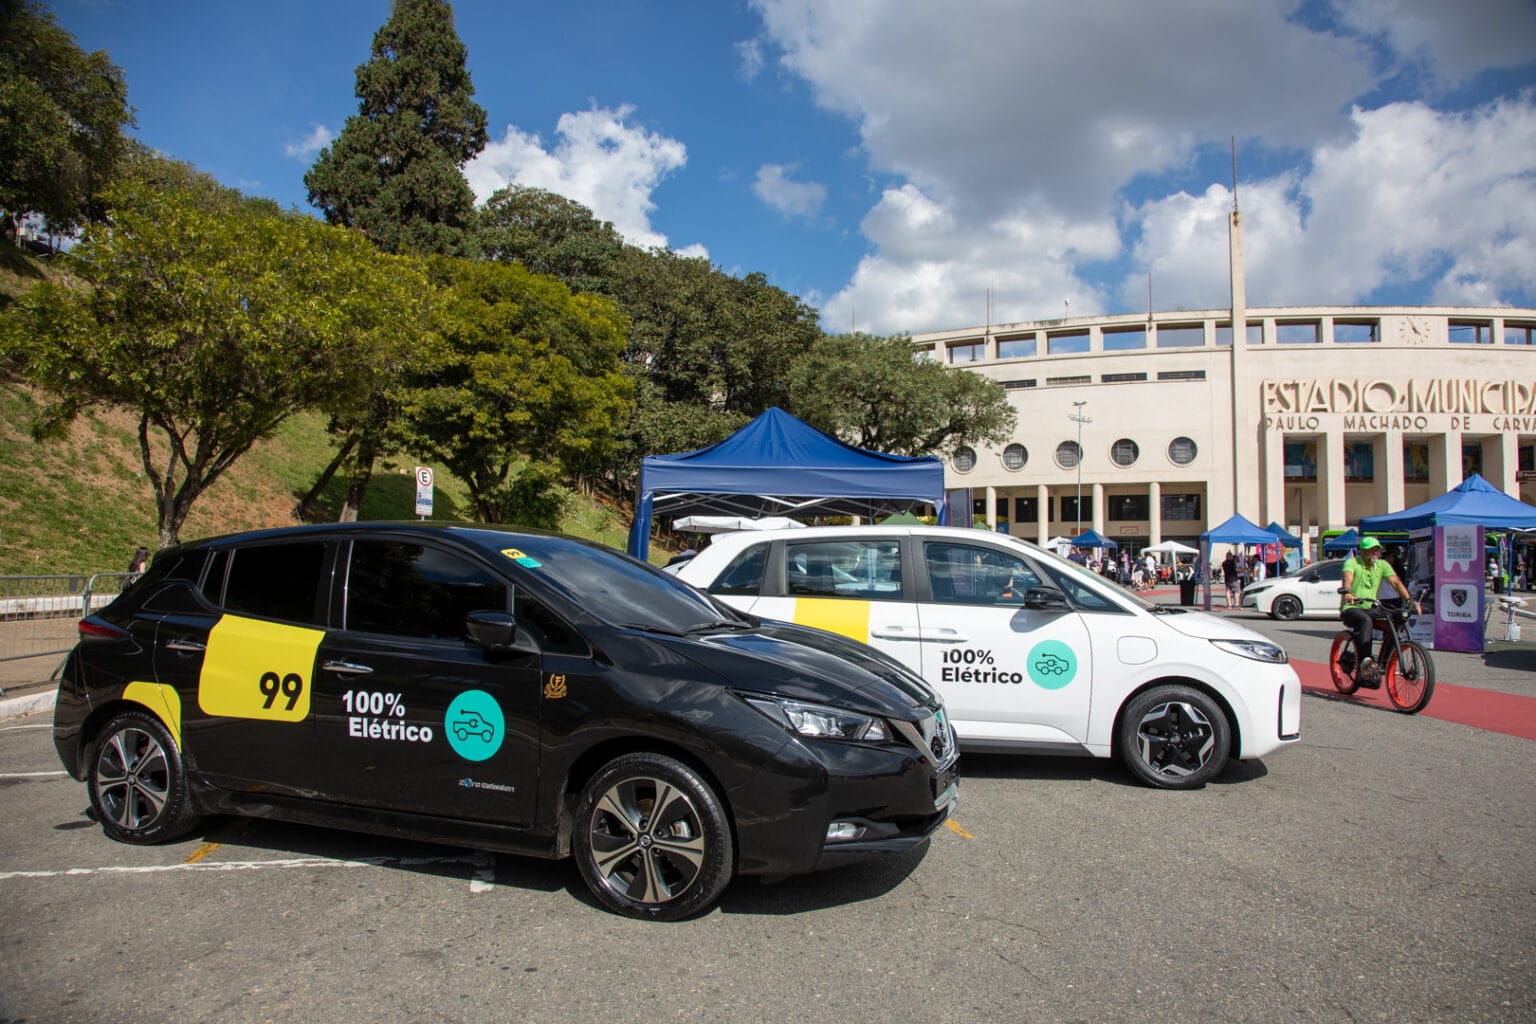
924,542 -> 1043,606
222,543 -> 328,625
515,590 -> 585,656
712,545 -> 768,596
201,549 -> 229,605
451,530 -> 738,634
346,541 -> 508,641
1317,562 -> 1343,582
785,539 -> 903,600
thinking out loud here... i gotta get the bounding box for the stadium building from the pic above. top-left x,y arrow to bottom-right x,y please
914,211 -> 1536,559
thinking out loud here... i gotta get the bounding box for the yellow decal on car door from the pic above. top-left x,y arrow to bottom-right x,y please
197,615 -> 324,722
792,598 -> 871,643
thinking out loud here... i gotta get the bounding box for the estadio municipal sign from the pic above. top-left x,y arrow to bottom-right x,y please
1263,378 -> 1536,433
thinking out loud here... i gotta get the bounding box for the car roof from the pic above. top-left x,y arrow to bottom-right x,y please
164,521 -> 613,560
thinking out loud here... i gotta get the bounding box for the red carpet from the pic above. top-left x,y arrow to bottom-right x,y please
1293,658 -> 1536,741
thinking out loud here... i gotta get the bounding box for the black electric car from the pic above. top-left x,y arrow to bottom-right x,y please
53,523 -> 958,920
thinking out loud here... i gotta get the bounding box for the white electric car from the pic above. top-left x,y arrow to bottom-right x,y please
675,525 -> 1301,789
1240,560 -> 1347,620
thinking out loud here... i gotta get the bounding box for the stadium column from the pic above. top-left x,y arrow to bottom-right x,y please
1429,432 -> 1462,495
985,486 -> 997,529
1485,434 -> 1520,495
1147,481 -> 1161,545
1318,430 -> 1347,530
1373,433 -> 1404,516
1092,482 -> 1105,534
1036,484 -> 1049,544
1262,425 -> 1286,529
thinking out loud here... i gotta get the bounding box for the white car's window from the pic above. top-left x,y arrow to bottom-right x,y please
922,542 -> 1042,606
711,544 -> 769,596
784,539 -> 903,600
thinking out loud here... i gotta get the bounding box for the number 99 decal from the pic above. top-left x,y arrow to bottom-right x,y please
197,615 -> 323,722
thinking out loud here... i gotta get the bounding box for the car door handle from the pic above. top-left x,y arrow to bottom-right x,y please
919,628 -> 969,643
162,639 -> 206,653
322,660 -> 374,676
870,625 -> 920,641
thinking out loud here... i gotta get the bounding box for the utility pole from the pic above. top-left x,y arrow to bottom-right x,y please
1070,401 -> 1091,533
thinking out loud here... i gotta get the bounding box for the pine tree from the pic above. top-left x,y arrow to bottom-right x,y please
304,0 -> 487,256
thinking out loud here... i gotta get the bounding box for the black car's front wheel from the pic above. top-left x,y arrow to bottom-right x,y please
88,710 -> 201,844
1116,685 -> 1232,789
1272,595 -> 1303,621
574,753 -> 734,920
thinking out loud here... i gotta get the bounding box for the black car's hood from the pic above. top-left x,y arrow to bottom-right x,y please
656,620 -> 938,720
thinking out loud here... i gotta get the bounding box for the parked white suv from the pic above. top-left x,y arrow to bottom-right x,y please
675,525 -> 1301,789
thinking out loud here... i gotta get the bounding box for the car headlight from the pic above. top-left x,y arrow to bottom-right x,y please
1210,639 -> 1289,664
744,696 -> 892,742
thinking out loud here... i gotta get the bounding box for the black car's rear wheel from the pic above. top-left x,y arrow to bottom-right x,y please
1272,595 -> 1303,621
88,710 -> 201,844
574,753 -> 734,920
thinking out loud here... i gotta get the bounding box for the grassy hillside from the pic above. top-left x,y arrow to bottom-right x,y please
0,383 -> 639,575
1,246 -> 644,575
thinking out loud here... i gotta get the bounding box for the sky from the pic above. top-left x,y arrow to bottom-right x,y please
53,0 -> 1536,337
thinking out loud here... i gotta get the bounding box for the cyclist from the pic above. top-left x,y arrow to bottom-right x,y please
1340,536 -> 1421,685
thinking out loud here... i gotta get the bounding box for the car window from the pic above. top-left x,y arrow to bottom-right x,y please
1317,562 -> 1343,582
711,544 -> 768,596
785,539 -> 903,600
222,542 -> 329,626
345,540 -> 508,641
515,590 -> 586,656
923,542 -> 1042,606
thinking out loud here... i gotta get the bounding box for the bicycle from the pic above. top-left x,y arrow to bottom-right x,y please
1327,598 -> 1436,714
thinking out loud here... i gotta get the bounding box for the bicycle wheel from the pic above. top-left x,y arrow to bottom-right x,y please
1328,631 -> 1359,694
1385,640 -> 1435,714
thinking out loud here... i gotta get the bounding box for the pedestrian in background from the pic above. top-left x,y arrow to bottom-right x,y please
127,545 -> 150,580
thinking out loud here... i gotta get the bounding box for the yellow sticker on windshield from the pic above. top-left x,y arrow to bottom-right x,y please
197,615 -> 322,722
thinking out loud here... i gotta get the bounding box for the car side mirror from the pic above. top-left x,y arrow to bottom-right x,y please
1023,587 -> 1071,612
466,610 -> 539,653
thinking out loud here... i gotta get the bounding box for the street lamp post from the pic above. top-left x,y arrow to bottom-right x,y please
1069,401 -> 1091,534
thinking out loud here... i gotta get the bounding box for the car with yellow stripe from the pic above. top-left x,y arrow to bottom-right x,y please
52,523 -> 958,920
675,525 -> 1301,788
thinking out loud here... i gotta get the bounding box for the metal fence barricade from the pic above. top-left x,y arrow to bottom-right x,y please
0,572 -> 134,665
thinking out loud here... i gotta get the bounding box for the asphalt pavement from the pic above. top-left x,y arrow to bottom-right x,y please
2,590 -> 1532,1023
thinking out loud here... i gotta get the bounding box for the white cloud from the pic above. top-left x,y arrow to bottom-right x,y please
1332,0 -> 1536,86
466,105 -> 697,254
283,124 -> 333,159
736,38 -> 765,81
750,0 -> 1536,333
1121,98 -> 1536,310
753,164 -> 827,218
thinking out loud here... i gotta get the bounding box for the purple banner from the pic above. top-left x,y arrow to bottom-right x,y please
1434,524 -> 1485,653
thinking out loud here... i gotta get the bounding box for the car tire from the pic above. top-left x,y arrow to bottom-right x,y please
88,709 -> 201,845
1272,595 -> 1303,621
1116,685 -> 1231,790
574,753 -> 734,921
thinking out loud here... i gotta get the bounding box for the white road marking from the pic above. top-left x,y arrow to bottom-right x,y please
0,852 -> 489,882
0,724 -> 53,733
470,850 -> 496,893
0,770 -> 67,779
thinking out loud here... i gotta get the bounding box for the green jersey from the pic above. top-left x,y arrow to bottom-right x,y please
1342,556 -> 1396,608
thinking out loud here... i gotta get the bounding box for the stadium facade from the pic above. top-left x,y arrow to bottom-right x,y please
915,303 -> 1536,559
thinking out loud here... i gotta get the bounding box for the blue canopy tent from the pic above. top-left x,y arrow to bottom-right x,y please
627,408 -> 947,559
1323,528 -> 1361,553
1264,522 -> 1303,547
1359,474 -> 1536,532
1198,513 -> 1277,610
1070,528 -> 1118,549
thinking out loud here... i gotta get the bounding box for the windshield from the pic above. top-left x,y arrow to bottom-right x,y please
458,529 -> 746,634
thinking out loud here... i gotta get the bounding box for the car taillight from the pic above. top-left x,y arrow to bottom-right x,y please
78,618 -> 128,641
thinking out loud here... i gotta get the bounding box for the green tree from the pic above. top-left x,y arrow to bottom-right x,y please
0,158 -> 430,547
788,332 -> 1017,457
0,0 -> 133,239
397,258 -> 633,525
304,0 -> 486,257
475,185 -> 625,294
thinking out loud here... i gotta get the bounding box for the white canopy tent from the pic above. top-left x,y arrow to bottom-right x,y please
672,515 -> 807,534
1143,540 -> 1199,559
1043,536 -> 1075,557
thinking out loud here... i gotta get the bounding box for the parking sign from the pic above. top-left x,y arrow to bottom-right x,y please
415,466 -> 434,518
